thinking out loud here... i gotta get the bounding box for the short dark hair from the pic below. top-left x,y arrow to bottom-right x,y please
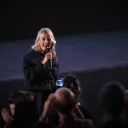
99,81 -> 125,116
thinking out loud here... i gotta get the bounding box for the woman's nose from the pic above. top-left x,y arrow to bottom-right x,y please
44,39 -> 49,43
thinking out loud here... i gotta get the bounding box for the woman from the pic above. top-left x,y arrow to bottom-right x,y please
63,75 -> 93,120
22,28 -> 59,113
121,90 -> 128,124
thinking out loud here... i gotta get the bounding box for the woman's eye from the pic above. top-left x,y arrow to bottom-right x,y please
42,38 -> 51,41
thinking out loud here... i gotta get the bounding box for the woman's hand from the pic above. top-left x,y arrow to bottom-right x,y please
42,52 -> 52,64
1,108 -> 12,122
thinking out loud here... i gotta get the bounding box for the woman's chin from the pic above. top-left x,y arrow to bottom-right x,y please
41,47 -> 46,52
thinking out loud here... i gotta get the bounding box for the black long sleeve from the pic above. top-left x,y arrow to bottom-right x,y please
51,56 -> 59,81
22,55 -> 46,82
22,50 -> 59,90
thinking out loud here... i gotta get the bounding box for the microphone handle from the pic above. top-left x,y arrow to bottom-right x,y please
47,48 -> 52,68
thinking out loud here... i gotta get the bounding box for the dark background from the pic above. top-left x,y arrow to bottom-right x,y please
1,0 -> 128,41
0,1 -> 128,127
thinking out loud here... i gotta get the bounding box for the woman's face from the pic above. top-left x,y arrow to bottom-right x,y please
39,33 -> 52,52
10,103 -> 15,116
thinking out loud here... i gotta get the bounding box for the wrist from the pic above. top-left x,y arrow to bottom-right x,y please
42,60 -> 46,64
6,116 -> 13,123
39,116 -> 47,122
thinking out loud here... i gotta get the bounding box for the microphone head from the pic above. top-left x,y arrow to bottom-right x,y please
46,47 -> 51,53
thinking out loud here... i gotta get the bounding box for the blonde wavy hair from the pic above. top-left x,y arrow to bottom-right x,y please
31,28 -> 56,56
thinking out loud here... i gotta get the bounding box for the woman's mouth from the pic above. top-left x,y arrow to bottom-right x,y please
43,44 -> 49,48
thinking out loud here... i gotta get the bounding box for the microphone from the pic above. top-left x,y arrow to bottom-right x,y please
47,48 -> 52,68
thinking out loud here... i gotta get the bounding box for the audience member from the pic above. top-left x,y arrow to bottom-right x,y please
99,81 -> 126,128
40,87 -> 94,128
1,91 -> 39,128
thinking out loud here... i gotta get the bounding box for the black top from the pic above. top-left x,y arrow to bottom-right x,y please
47,103 -> 94,127
22,50 -> 59,92
57,114 -> 92,128
100,119 -> 128,128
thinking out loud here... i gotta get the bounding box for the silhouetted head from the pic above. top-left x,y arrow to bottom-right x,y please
8,91 -> 39,123
124,90 -> 128,102
99,81 -> 125,116
63,75 -> 82,100
122,90 -> 128,121
53,87 -> 76,116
